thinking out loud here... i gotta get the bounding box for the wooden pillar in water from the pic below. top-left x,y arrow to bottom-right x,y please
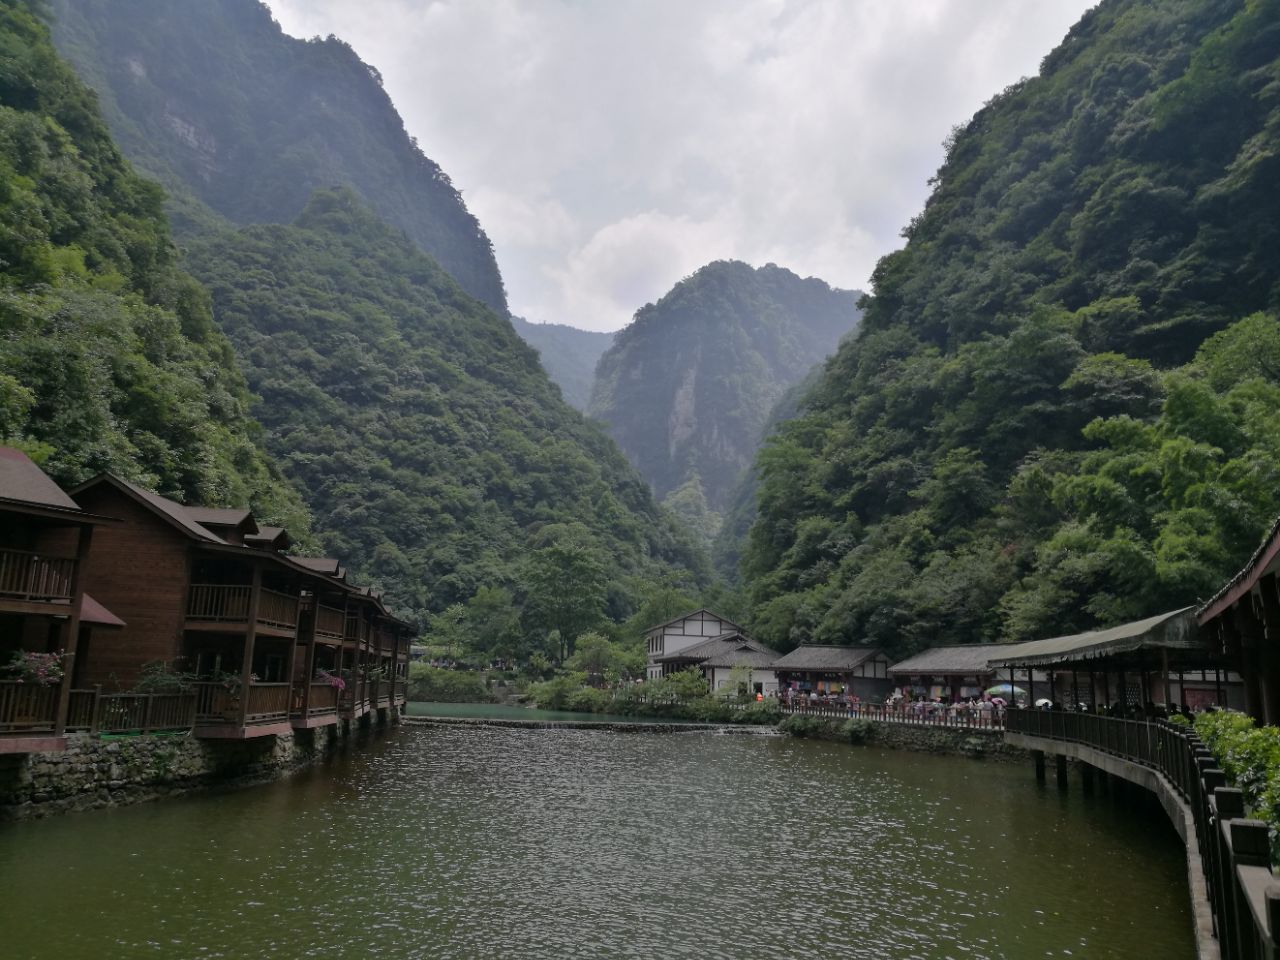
1056,753 -> 1068,792
1033,750 -> 1045,783
1081,762 -> 1095,794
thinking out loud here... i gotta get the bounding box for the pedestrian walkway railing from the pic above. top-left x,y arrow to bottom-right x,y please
1006,708 -> 1280,960
779,700 -> 1005,730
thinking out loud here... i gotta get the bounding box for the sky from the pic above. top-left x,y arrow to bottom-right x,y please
263,1 -> 1096,333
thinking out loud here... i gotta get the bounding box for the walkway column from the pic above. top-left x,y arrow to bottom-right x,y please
1056,754 -> 1068,792
1033,750 -> 1045,783
1258,574 -> 1280,722
53,523 -> 93,737
1081,762 -> 1094,794
238,562 -> 263,727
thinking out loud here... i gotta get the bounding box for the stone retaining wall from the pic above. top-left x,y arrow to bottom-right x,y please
783,716 -> 1028,760
0,710 -> 400,821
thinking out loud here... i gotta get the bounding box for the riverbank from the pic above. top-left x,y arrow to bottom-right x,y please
409,701 -> 1027,759
0,713 -> 400,821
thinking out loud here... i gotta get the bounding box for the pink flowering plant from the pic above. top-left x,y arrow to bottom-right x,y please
315,668 -> 346,691
5,650 -> 65,685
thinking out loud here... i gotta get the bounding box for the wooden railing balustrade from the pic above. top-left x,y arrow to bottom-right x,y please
187,584 -> 299,631
292,682 -> 339,717
0,548 -> 75,602
0,681 -> 59,733
1006,708 -> 1280,959
315,605 -> 345,640
60,687 -> 196,735
244,682 -> 290,723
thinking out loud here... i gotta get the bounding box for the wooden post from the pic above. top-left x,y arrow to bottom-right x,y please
1229,605 -> 1266,722
1028,668 -> 1035,706
89,683 -> 102,735
1161,647 -> 1171,708
54,523 -> 93,737
1056,753 -> 1068,792
142,692 -> 154,734
1033,750 -> 1045,782
293,588 -> 315,721
1257,574 -> 1280,722
238,563 -> 263,727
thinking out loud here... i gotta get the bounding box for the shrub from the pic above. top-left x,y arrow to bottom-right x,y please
778,714 -> 831,738
565,686 -> 610,714
407,664 -> 492,703
841,717 -> 875,744
1194,710 -> 1280,865
738,699 -> 783,726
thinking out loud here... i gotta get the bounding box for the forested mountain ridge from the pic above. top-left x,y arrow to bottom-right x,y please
185,187 -> 708,625
48,0 -> 507,313
509,316 -> 614,412
589,261 -> 861,521
0,0 -> 309,533
743,0 -> 1280,658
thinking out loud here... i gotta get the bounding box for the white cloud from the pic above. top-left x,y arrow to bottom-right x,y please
264,0 -> 1095,331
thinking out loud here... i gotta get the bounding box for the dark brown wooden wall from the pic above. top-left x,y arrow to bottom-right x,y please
71,486 -> 191,688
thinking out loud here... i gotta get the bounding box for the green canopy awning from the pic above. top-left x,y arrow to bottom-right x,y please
987,608 -> 1198,669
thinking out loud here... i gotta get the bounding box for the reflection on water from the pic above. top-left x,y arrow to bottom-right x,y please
0,727 -> 1193,960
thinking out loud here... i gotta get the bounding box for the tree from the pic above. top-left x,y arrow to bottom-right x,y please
521,526 -> 607,659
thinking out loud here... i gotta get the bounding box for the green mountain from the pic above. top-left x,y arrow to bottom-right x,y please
509,316 -> 614,412
184,188 -> 706,623
589,261 -> 861,522
48,0 -> 507,313
0,0 -> 308,532
742,0 -> 1280,657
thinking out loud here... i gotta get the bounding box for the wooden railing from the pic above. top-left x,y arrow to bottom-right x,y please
1006,708 -> 1280,959
292,682 -> 339,717
60,687 -> 197,735
0,681 -> 59,733
192,680 -> 290,725
257,589 -> 298,630
780,699 -> 1006,729
0,548 -> 75,602
187,585 -> 298,631
315,605 -> 345,640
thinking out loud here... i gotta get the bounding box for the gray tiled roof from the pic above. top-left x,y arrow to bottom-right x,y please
889,644 -> 1011,676
771,644 -> 880,671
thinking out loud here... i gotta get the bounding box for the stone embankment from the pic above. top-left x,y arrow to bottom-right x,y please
0,715 -> 399,821
402,716 -> 768,734
780,716 -> 1028,760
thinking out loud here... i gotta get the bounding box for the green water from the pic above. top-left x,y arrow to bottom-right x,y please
0,726 -> 1194,959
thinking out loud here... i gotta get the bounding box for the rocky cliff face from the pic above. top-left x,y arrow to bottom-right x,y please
49,0 -> 508,313
589,261 -> 861,525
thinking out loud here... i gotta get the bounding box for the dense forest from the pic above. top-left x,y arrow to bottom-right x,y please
590,260 -> 861,535
185,188 -> 707,625
48,0 -> 507,313
509,316 -> 614,412
742,0 -> 1280,658
0,0 -> 309,533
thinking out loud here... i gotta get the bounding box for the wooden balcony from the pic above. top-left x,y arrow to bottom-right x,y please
192,680 -> 293,738
186,585 -> 299,636
0,681 -> 63,751
65,689 -> 196,735
290,681 -> 340,728
315,604 -> 345,641
0,548 -> 76,613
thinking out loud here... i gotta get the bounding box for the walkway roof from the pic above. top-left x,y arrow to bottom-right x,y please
1198,516 -> 1280,625
988,608 -> 1198,669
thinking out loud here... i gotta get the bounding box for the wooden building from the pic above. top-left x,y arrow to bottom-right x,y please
1198,517 -> 1280,722
644,609 -> 742,681
0,448 -> 123,752
771,644 -> 893,701
67,473 -> 410,739
888,644 -> 1010,701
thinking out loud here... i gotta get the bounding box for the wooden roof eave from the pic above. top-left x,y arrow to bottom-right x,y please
1198,519 -> 1280,625
0,496 -> 118,526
